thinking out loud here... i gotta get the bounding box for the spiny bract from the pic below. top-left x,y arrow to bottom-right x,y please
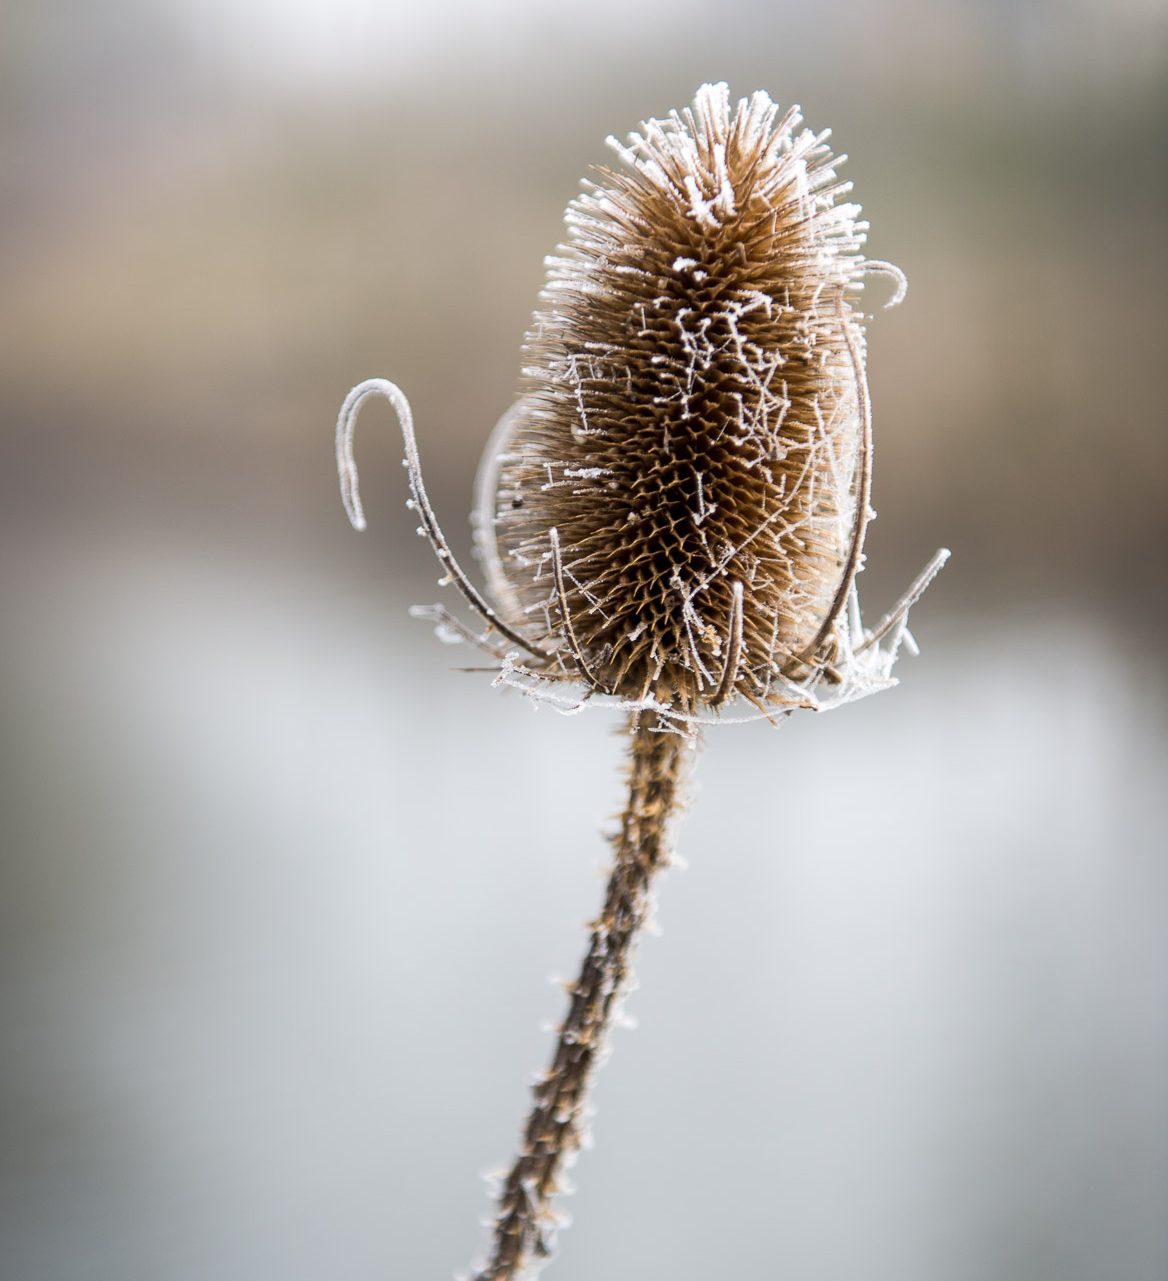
477,83 -> 884,717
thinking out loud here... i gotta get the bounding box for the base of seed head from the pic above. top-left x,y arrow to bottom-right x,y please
335,84 -> 948,729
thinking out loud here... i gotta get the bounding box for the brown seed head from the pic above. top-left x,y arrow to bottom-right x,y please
478,84 -> 884,715
337,83 -> 946,725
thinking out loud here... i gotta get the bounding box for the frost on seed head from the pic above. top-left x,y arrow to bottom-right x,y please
337,83 -> 946,728
474,83 -> 942,722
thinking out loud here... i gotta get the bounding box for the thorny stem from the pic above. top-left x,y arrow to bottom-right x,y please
472,718 -> 693,1280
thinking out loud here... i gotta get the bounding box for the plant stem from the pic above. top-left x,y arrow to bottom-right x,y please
472,716 -> 693,1280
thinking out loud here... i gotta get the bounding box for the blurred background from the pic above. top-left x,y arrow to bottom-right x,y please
2,1 -> 1166,1278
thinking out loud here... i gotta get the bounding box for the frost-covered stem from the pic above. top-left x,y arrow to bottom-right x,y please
472,718 -> 693,1280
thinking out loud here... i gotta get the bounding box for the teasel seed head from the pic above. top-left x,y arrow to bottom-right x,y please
338,83 -> 947,726
474,82 -> 939,719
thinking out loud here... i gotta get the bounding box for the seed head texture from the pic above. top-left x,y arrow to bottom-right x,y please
337,83 -> 948,726
480,84 -> 880,714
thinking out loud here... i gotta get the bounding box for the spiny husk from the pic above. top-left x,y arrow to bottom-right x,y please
484,83 -> 874,715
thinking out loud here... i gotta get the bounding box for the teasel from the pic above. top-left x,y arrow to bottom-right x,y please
334,83 -> 947,1279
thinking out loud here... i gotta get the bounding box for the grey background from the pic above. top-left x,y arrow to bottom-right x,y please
2,1 -> 1166,1278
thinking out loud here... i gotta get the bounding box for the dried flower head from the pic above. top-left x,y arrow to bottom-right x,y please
337,83 -> 945,728
332,83 -> 950,1281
